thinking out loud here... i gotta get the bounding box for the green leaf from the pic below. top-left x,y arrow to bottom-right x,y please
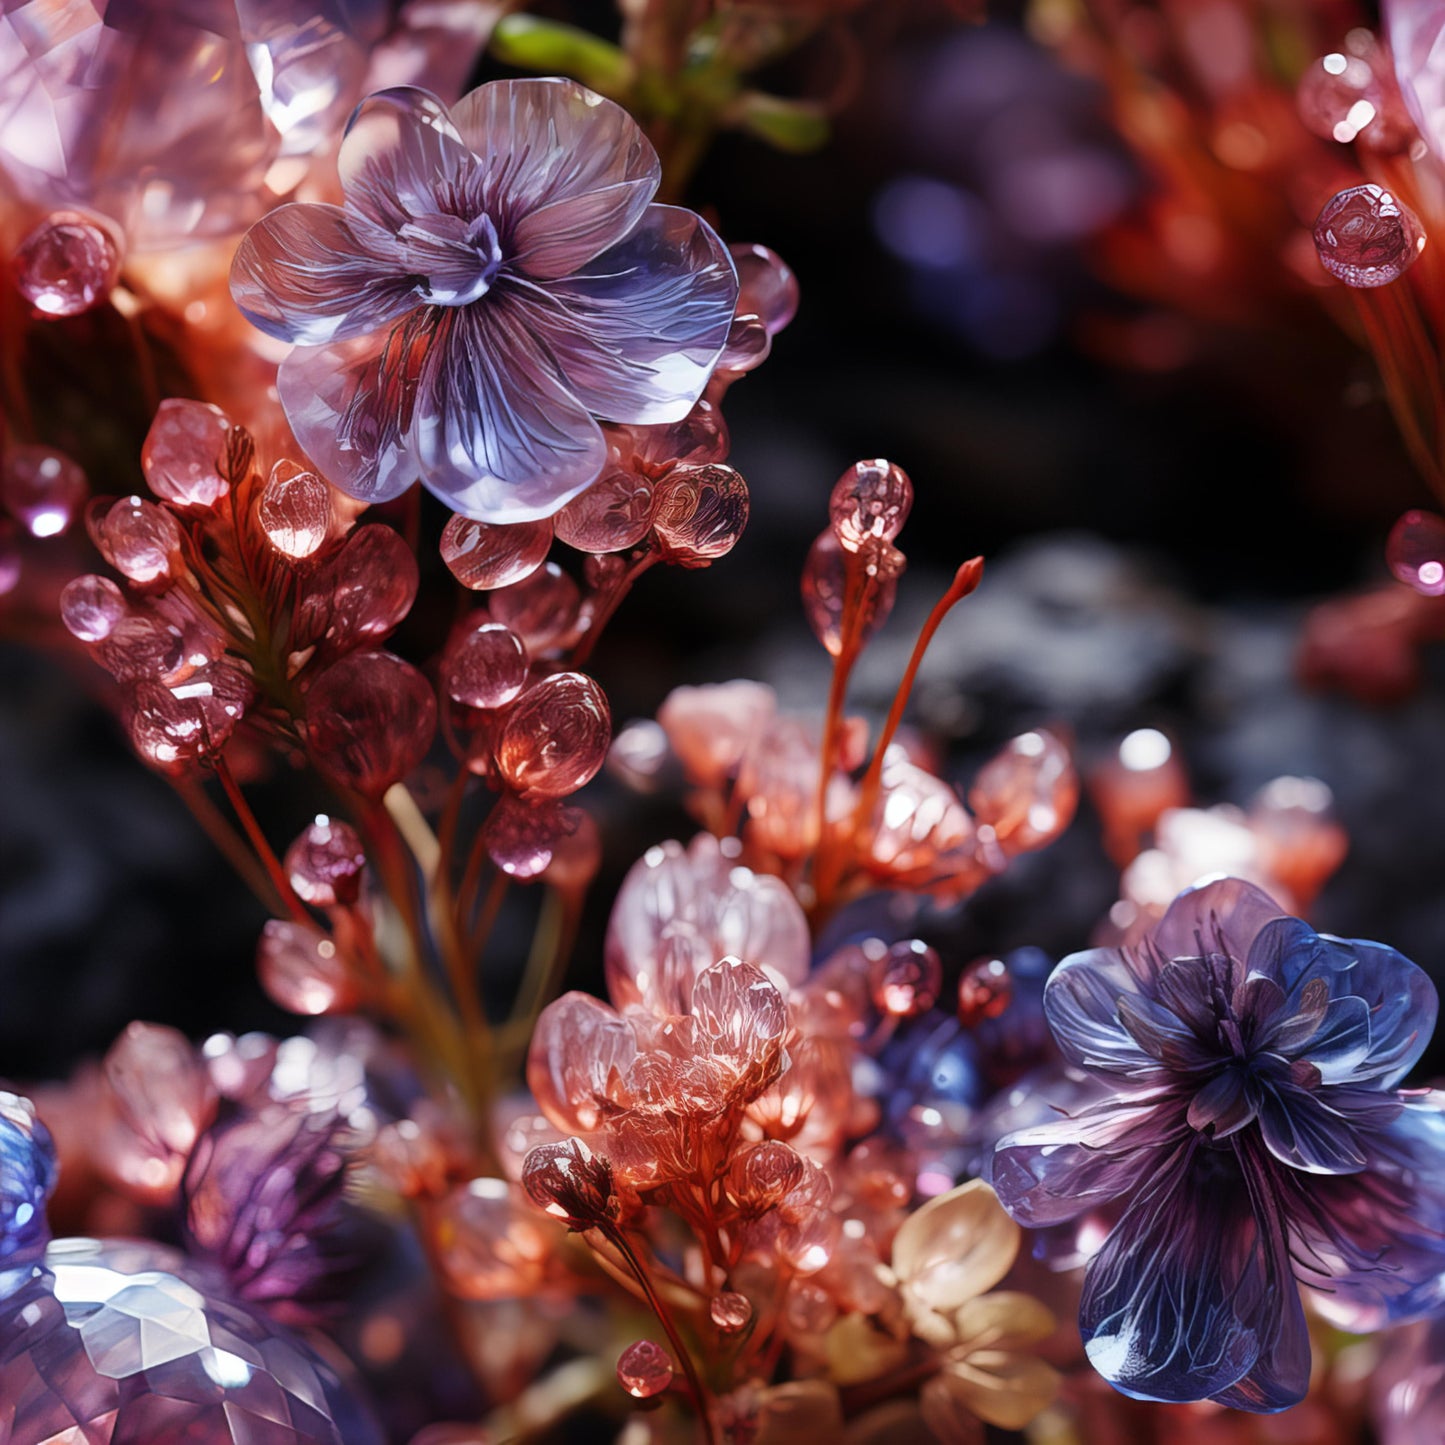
734,92 -> 830,153
490,15 -> 633,96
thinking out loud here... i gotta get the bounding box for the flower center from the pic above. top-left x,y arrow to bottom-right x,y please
400,212 -> 503,307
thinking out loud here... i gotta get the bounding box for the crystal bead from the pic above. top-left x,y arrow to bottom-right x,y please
1388,509 -> 1445,596
617,1339 -> 673,1398
957,957 -> 1012,1027
60,574 -> 127,642
870,940 -> 943,1018
488,562 -> 581,652
304,524 -> 418,651
257,920 -> 358,1015
284,816 -> 368,908
259,459 -> 331,559
444,620 -> 528,710
13,210 -> 121,316
968,729 -> 1077,853
496,672 -> 611,799
1,444 -> 87,537
710,1291 -> 753,1333
652,463 -> 749,564
1313,184 -> 1425,287
142,399 -> 234,509
97,495 -> 182,585
554,467 -> 655,553
440,514 -> 552,591
828,459 -> 913,553
731,242 -> 799,335
483,796 -> 582,880
801,528 -> 902,657
125,667 -> 251,768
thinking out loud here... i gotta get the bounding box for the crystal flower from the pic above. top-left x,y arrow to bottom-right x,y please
990,877 -> 1445,1412
231,79 -> 739,521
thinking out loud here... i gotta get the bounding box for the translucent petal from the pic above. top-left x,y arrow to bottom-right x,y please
950,1292 -> 1056,1354
520,205 -> 738,425
1257,1076 -> 1369,1174
230,203 -> 414,345
410,299 -> 606,521
1150,876 -> 1288,964
938,1350 -> 1061,1431
1043,949 -> 1171,1082
449,78 -> 660,271
1079,1139 -> 1309,1411
892,1181 -> 1020,1317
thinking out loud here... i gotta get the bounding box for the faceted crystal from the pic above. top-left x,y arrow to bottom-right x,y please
97,496 -> 182,585
1387,508 -> 1445,596
869,940 -> 943,1018
1313,184 -> 1425,287
829,460 -> 913,553
142,399 -> 233,509
496,672 -> 611,799
306,650 -> 436,798
731,242 -> 799,336
259,460 -> 331,559
652,463 -> 748,564
483,795 -> 582,880
444,620 -> 528,710
301,524 -> 417,651
1,444 -> 86,537
13,210 -> 122,315
284,816 -> 367,908
60,574 -> 127,642
0,1093 -> 56,1270
257,920 -> 358,1015
440,514 -> 553,591
801,528 -> 901,657
488,563 -> 581,652
554,466 -> 655,553
617,1339 -> 672,1398
710,1291 -> 753,1333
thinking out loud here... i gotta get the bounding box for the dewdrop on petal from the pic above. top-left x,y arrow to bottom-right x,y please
1313,184 -> 1425,287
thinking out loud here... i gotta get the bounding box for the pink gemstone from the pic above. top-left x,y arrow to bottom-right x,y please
496,672 -> 611,798
607,718 -> 671,790
716,312 -> 771,373
957,956 -> 1012,1027
828,459 -> 913,552
100,610 -> 186,681
257,919 -> 359,1015
125,665 -> 251,767
98,495 -> 182,584
13,210 -> 122,316
301,524 -> 418,651
732,242 -> 799,335
1313,184 -> 1425,287
259,459 -> 331,559
142,398 -> 233,508
284,815 -> 368,907
104,1021 -> 218,1160
1,444 -> 87,537
725,1140 -> 806,1210
710,1291 -> 753,1333
539,807 -> 601,892
617,1340 -> 673,1399
1388,509 -> 1445,596
483,795 -> 582,879
305,649 -> 437,797
969,729 -> 1077,853
520,1137 -> 616,1227
652,463 -> 749,564
554,467 -> 656,554
60,574 -> 127,642
620,397 -> 730,473
489,562 -> 582,652
440,513 -> 552,590
870,939 -> 942,1017
444,619 -> 529,709
801,527 -> 902,657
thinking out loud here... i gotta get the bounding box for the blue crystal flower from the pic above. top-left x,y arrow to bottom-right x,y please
989,877 -> 1445,1412
230,79 -> 739,522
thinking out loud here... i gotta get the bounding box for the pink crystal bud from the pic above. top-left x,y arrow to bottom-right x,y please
104,1021 -> 218,1161
555,467 -> 656,554
732,243 -> 799,336
301,523 -> 418,652
622,397 -> 731,473
1388,509 -> 1445,595
60,574 -> 127,642
1248,776 -> 1348,909
484,795 -> 584,880
726,1141 -> 806,1211
306,649 -> 437,798
1313,184 -> 1425,286
100,611 -> 186,682
496,672 -> 611,798
969,728 -> 1077,852
829,459 -> 914,552
652,464 -> 749,565
284,815 -> 367,907
801,527 -> 903,657
13,210 -> 122,316
441,513 -> 553,590
125,667 -> 250,768
432,1178 -> 553,1299
657,679 -> 775,789
142,399 -> 233,509
256,919 -> 358,1015
958,956 -> 1012,1027
717,313 -> 771,373
539,808 -> 601,893
617,1340 -> 673,1399
98,495 -> 182,585
1,444 -> 87,537
259,459 -> 331,559
870,939 -> 942,1017
710,1291 -> 753,1333
444,619 -> 528,710
489,562 -> 582,652
521,1138 -> 616,1229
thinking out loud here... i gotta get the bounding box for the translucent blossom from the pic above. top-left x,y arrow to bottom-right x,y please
430,1178 -> 555,1299
990,877 -> 1445,1412
657,679 -> 777,790
231,80 -> 739,521
284,816 -> 368,909
0,1094 -> 56,1272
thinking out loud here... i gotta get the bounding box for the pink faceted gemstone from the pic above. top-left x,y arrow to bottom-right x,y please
731,241 -> 799,336
142,398 -> 234,508
496,672 -> 611,798
60,574 -> 127,642
13,210 -> 122,316
1313,184 -> 1425,287
104,1021 -> 218,1161
100,611 -> 187,682
1388,509 -> 1445,596
284,815 -> 368,907
443,619 -> 529,710
257,919 -> 359,1015
125,666 -> 251,768
652,463 -> 749,564
828,459 -> 913,553
1,443 -> 87,537
801,527 -> 902,657
958,956 -> 1012,1027
306,649 -> 437,797
441,513 -> 553,590
97,495 -> 183,584
869,939 -> 942,1017
259,459 -> 331,559
617,1339 -> 673,1399
554,466 -> 655,553
969,729 -> 1077,852
489,562 -> 582,652
710,1290 -> 753,1333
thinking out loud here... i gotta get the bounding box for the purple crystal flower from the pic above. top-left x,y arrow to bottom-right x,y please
0,1093 -> 55,1273
989,877 -> 1445,1413
230,79 -> 739,521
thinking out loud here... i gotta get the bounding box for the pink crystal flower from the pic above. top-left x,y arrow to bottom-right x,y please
231,79 -> 739,521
